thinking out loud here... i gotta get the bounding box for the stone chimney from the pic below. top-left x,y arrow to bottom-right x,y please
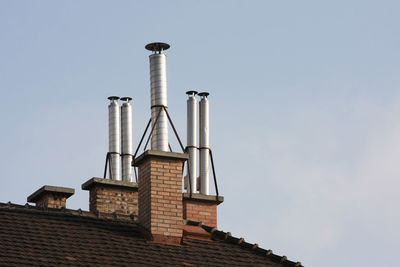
27,185 -> 74,209
81,178 -> 138,216
133,150 -> 188,245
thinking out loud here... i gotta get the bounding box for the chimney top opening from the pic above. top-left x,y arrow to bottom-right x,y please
186,91 -> 198,97
108,96 -> 120,102
198,92 -> 209,98
145,42 -> 170,54
120,97 -> 132,102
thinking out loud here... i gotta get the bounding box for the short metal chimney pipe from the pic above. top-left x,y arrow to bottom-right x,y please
186,91 -> 198,193
199,92 -> 210,195
121,97 -> 133,182
108,96 -> 121,181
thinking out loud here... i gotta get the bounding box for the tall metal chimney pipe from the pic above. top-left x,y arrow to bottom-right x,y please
145,42 -> 170,152
121,97 -> 133,182
199,92 -> 210,195
186,91 -> 198,193
108,96 -> 121,181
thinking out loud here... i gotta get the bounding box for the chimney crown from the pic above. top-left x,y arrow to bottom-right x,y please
27,185 -> 74,209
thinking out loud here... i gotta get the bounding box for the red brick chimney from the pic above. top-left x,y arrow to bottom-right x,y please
133,150 -> 188,245
182,193 -> 223,228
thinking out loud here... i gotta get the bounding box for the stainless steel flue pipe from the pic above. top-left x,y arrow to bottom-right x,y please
108,96 -> 121,181
121,97 -> 133,182
186,91 -> 198,193
199,92 -> 210,195
146,42 -> 170,152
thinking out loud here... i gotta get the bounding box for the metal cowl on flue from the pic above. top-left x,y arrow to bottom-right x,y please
146,42 -> 170,152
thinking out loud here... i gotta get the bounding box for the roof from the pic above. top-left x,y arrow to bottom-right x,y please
0,202 -> 302,266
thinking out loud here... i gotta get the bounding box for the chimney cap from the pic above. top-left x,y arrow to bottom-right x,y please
82,177 -> 138,191
198,92 -> 209,98
108,96 -> 120,101
27,185 -> 75,203
133,150 -> 189,167
183,192 -> 224,204
120,97 -> 132,102
145,42 -> 170,52
186,90 -> 198,96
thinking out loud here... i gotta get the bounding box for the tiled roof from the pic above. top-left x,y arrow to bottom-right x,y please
0,202 -> 302,266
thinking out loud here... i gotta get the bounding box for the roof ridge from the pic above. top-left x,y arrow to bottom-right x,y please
0,201 -> 136,224
183,219 -> 302,267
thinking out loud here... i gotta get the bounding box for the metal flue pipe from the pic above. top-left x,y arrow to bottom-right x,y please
121,97 -> 133,182
186,91 -> 198,193
199,92 -> 210,195
145,42 -> 170,152
108,96 -> 121,181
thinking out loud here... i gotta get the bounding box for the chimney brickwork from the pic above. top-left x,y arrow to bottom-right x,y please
82,178 -> 138,216
183,193 -> 223,228
27,185 -> 74,209
35,194 -> 67,209
134,150 -> 188,244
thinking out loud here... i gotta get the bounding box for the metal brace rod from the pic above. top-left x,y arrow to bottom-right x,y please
163,106 -> 185,152
133,118 -> 152,159
143,107 -> 163,151
103,152 -> 120,180
209,149 -> 219,197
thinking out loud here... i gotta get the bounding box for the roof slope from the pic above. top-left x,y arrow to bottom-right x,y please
0,203 -> 301,267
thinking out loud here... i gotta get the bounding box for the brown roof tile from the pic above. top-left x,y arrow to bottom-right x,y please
0,202 -> 302,266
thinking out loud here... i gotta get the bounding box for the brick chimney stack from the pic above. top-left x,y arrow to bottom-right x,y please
27,185 -> 74,209
81,178 -> 138,216
183,193 -> 223,228
133,150 -> 188,245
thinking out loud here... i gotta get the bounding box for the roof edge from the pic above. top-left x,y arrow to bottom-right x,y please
183,219 -> 303,267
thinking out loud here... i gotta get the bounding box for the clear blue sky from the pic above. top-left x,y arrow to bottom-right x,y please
1,1 -> 399,266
